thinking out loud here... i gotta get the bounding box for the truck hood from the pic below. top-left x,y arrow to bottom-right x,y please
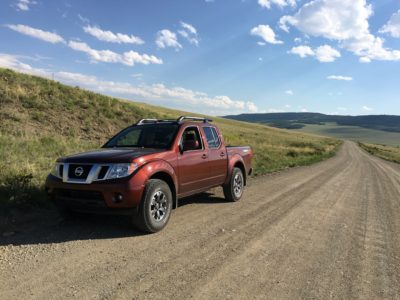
59,148 -> 165,164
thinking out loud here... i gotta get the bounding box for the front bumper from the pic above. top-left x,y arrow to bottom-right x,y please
45,174 -> 145,213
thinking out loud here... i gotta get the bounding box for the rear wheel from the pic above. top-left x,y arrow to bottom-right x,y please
223,167 -> 244,202
133,179 -> 173,233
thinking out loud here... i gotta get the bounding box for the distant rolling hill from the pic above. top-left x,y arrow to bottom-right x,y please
223,112 -> 400,147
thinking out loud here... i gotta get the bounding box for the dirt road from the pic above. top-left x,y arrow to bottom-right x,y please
1,141 -> 400,299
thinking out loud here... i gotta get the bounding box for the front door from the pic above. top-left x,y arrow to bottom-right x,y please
177,126 -> 210,196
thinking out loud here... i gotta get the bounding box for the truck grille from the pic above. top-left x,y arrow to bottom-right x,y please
68,164 -> 93,180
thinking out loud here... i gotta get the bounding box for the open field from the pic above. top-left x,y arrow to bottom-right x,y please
359,142 -> 400,164
0,68 -> 339,207
293,123 -> 400,147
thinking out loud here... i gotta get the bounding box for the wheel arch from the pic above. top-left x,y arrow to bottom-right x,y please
233,161 -> 247,186
149,171 -> 178,209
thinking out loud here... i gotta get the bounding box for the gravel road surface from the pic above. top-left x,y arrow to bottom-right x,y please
1,141 -> 400,299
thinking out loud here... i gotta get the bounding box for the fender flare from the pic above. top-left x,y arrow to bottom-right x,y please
136,159 -> 179,207
224,154 -> 247,186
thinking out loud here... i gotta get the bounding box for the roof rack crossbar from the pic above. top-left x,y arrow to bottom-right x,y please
135,119 -> 176,125
177,116 -> 213,123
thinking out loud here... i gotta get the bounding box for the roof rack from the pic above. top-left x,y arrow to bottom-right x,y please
135,116 -> 213,125
135,118 -> 176,125
177,116 -> 213,123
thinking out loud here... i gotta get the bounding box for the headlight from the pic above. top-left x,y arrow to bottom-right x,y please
105,163 -> 138,179
50,163 -> 63,178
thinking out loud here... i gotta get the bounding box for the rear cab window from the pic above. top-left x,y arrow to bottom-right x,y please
203,126 -> 221,149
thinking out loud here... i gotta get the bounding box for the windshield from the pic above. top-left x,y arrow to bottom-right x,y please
104,124 -> 179,149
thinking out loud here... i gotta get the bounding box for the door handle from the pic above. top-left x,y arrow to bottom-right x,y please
220,152 -> 225,157
202,154 -> 208,159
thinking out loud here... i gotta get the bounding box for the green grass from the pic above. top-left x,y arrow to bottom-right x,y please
294,123 -> 400,147
359,142 -> 400,164
0,68 -> 340,208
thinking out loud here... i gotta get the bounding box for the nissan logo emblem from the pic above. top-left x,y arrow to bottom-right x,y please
74,166 -> 84,177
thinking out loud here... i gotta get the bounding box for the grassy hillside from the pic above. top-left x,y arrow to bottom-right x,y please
0,68 -> 340,207
293,123 -> 400,147
359,143 -> 400,164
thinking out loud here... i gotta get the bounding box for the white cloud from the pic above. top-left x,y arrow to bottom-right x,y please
68,41 -> 162,66
337,106 -> 347,111
285,104 -> 292,108
301,108 -> 308,112
258,0 -> 296,9
156,29 -> 182,50
294,37 -> 302,43
279,0 -> 400,62
380,10 -> 400,38
289,44 -> 340,62
250,25 -> 283,45
327,75 -> 353,81
314,45 -> 341,62
14,0 -> 36,11
362,105 -> 372,111
285,90 -> 294,95
6,24 -> 65,44
0,53 -> 257,115
178,21 -> 199,46
83,25 -> 144,44
289,45 -> 314,58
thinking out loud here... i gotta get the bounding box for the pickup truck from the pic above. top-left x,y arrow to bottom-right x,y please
45,116 -> 252,233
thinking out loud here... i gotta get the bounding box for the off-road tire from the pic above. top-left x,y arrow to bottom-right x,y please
223,167 -> 244,202
133,179 -> 173,233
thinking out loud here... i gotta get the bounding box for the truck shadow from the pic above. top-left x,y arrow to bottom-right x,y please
0,192 -> 226,247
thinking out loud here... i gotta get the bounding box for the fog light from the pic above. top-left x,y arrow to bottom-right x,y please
112,193 -> 124,203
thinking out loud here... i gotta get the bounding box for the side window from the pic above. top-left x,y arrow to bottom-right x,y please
203,127 -> 221,149
181,127 -> 203,150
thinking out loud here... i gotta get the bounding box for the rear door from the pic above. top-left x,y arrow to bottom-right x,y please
177,126 -> 210,196
202,126 -> 227,185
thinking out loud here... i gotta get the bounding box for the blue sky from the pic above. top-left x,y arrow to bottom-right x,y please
1,0 -> 400,115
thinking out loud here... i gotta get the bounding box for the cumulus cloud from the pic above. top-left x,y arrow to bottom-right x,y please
156,29 -> 182,50
14,0 -> 36,11
83,25 -> 144,44
362,105 -> 372,111
380,10 -> 400,38
178,21 -> 199,46
6,24 -> 65,44
0,53 -> 257,115
258,0 -> 296,9
289,44 -> 340,62
289,45 -> 314,58
250,25 -> 283,45
314,45 -> 341,62
280,0 -> 400,62
327,75 -> 353,81
68,41 -> 162,66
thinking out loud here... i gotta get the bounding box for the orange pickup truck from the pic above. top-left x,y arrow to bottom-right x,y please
46,116 -> 252,232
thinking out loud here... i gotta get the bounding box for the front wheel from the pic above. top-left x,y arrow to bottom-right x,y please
223,167 -> 244,202
133,179 -> 173,233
